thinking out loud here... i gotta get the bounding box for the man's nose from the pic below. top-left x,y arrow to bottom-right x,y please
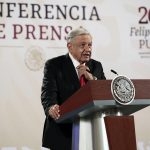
84,45 -> 92,51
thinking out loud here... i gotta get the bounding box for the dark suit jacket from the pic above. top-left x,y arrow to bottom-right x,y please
41,54 -> 106,150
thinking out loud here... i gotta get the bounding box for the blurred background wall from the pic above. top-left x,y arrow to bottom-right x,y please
0,0 -> 150,149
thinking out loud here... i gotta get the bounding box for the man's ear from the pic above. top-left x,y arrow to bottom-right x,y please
67,43 -> 72,51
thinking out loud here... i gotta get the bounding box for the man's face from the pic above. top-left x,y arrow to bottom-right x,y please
68,34 -> 92,63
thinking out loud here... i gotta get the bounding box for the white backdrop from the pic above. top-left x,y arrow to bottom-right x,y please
0,0 -> 150,149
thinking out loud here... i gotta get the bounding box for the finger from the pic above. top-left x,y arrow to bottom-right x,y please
52,111 -> 60,120
84,72 -> 93,80
53,104 -> 60,113
49,105 -> 60,119
50,109 -> 59,120
52,105 -> 60,117
76,64 -> 86,70
77,64 -> 84,68
53,108 -> 60,118
85,66 -> 90,72
78,67 -> 87,73
51,105 -> 60,119
79,65 -> 90,72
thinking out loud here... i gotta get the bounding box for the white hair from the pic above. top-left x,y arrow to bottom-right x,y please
66,26 -> 91,43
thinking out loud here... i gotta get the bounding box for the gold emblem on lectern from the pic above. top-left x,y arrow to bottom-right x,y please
25,46 -> 45,71
111,76 -> 135,105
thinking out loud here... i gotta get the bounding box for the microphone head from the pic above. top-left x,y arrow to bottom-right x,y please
111,69 -> 118,75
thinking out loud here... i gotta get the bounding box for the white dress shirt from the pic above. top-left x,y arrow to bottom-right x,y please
69,52 -> 81,77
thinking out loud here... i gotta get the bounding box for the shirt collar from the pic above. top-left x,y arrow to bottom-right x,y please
69,52 -> 80,68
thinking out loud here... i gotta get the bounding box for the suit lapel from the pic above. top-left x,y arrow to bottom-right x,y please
86,60 -> 93,73
63,54 -> 80,89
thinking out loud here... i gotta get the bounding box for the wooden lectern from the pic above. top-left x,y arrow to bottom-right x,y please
57,80 -> 150,150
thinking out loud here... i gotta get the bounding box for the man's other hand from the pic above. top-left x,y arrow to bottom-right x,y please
48,104 -> 60,120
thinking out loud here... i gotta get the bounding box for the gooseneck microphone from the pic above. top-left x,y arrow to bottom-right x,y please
111,69 -> 119,76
